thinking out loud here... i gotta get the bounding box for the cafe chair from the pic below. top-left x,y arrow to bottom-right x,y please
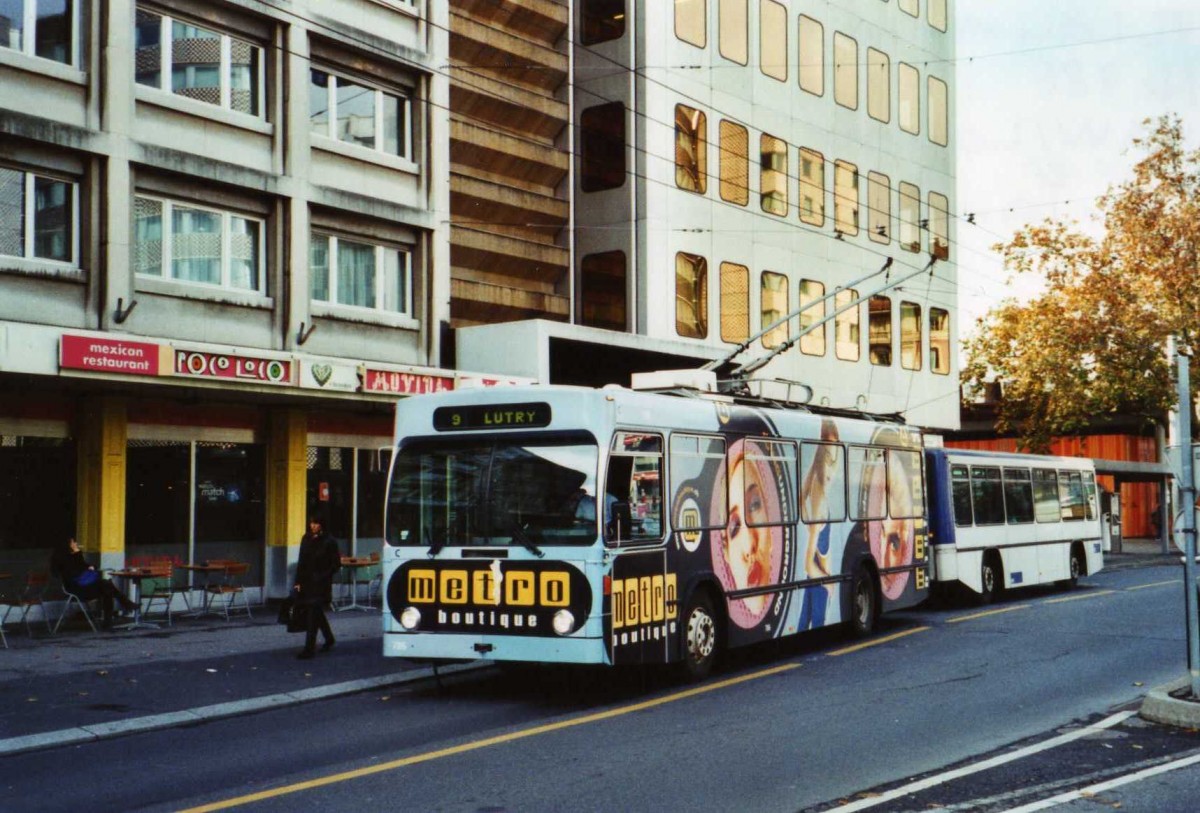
205,561 -> 253,620
365,551 -> 383,609
141,560 -> 177,626
52,577 -> 99,635
12,572 -> 53,637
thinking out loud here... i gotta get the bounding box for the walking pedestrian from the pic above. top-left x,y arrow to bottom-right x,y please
293,516 -> 340,659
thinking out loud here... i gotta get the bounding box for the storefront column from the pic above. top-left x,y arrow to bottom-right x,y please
76,397 -> 127,570
265,408 -> 307,599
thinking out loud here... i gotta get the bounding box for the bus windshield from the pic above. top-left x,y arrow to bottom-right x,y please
386,435 -> 600,549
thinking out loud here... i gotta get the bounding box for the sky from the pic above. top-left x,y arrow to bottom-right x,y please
954,1 -> 1200,335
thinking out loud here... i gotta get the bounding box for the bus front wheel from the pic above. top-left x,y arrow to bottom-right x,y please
679,591 -> 719,682
978,554 -> 1000,605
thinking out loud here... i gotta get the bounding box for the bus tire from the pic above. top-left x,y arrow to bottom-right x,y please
678,590 -> 719,682
978,553 -> 1001,605
1062,545 -> 1085,589
848,566 -> 877,639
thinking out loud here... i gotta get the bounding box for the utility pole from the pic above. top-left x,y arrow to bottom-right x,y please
1168,336 -> 1200,698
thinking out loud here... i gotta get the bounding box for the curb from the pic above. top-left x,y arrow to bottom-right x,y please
1140,676 -> 1200,729
0,661 -> 490,758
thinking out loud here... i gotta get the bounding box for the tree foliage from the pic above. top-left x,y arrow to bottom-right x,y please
962,116 -> 1198,452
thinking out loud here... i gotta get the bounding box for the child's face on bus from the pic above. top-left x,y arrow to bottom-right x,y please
725,453 -> 772,609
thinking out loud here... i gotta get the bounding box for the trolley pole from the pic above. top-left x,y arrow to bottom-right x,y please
1170,336 -> 1200,699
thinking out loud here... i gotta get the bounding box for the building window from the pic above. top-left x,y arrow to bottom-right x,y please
720,261 -> 749,343
833,32 -> 857,110
719,0 -> 747,65
929,191 -> 950,260
867,47 -> 890,123
898,62 -> 920,135
760,0 -> 786,82
580,251 -> 627,331
310,233 -> 411,315
869,295 -> 892,366
799,147 -> 825,226
675,0 -> 706,48
580,0 -> 625,45
900,301 -> 921,370
834,160 -> 858,236
899,0 -> 918,17
719,120 -> 749,205
761,271 -> 788,349
930,307 -> 950,374
798,15 -> 823,96
310,69 -> 410,159
135,9 -> 263,117
0,167 -> 76,264
835,289 -> 860,361
580,102 -> 626,192
929,76 -> 949,146
135,196 -> 264,292
1,0 -> 74,64
868,171 -> 890,244
760,134 -> 788,217
899,181 -> 920,252
799,279 -> 825,357
675,104 -> 707,194
929,0 -> 947,31
676,252 -> 708,339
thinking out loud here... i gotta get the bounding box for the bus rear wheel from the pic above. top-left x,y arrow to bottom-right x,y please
848,566 -> 877,638
1060,546 -> 1085,589
678,591 -> 719,682
978,554 -> 1000,605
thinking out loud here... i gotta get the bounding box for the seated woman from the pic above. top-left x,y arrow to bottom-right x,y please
50,538 -> 136,629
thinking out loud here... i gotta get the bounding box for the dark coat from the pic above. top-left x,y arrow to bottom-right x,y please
295,531 -> 340,605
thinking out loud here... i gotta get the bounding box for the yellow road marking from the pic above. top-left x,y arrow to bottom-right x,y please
1128,580 -> 1177,591
1045,589 -> 1117,604
177,663 -> 800,813
828,626 -> 929,656
946,605 -> 1030,624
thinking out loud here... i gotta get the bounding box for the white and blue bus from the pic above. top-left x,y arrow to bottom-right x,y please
924,448 -> 1103,603
381,383 -> 931,679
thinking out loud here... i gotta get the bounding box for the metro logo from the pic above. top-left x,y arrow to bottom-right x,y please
407,567 -> 572,608
611,573 -> 677,630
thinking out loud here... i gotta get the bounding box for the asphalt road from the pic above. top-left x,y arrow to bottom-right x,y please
3,564 -> 1194,813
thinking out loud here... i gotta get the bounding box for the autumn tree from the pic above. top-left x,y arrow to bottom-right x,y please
962,116 -> 1199,452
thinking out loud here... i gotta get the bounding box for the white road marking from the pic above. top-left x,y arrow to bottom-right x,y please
996,749 -> 1200,812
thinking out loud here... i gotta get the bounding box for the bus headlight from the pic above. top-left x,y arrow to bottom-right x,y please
552,609 -> 575,636
399,606 -> 422,630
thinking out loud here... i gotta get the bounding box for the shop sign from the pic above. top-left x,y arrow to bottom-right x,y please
300,360 -> 359,392
60,335 -> 163,376
360,367 -> 455,395
173,349 -> 295,386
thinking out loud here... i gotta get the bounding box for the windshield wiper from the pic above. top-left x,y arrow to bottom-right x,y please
509,520 -> 545,559
426,526 -> 444,558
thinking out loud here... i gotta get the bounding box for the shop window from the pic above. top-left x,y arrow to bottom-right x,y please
675,0 -> 706,48
195,442 -> 265,581
719,0 -> 747,65
899,0 -> 918,18
898,62 -> 920,135
1,0 -> 74,64
135,195 -> 264,293
310,232 -> 412,315
760,134 -> 788,216
869,295 -> 892,366
580,0 -> 625,45
900,300 -> 921,370
580,102 -> 626,192
930,307 -> 950,374
929,191 -> 950,261
930,0 -> 947,30
833,32 -> 857,110
799,147 -> 825,226
929,75 -> 949,146
135,8 -> 263,117
310,68 -> 411,159
675,104 -> 707,194
868,171 -> 890,244
719,120 -> 749,205
580,250 -> 627,331
0,167 -> 77,265
867,47 -> 890,123
798,15 -> 823,96
355,448 -> 392,554
0,436 -> 76,574
835,289 -> 860,361
899,181 -> 920,252
308,446 -> 353,550
676,251 -> 708,339
761,271 -> 788,349
720,261 -> 749,343
760,0 -> 786,82
125,440 -> 190,563
799,279 -> 825,356
834,159 -> 859,236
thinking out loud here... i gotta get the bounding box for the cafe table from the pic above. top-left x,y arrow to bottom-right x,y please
176,561 -> 231,617
109,568 -> 161,630
335,557 -> 376,612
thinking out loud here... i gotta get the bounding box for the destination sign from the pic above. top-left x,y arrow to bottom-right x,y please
433,402 -> 551,431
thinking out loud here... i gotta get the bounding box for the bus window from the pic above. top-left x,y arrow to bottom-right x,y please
670,434 -> 727,533
1059,470 -> 1086,521
970,466 -> 1004,525
889,450 -> 923,518
744,440 -> 797,524
606,432 -> 663,542
1003,468 -> 1034,524
801,442 -> 846,522
849,446 -> 887,521
1032,469 -> 1059,522
1083,472 -> 1098,520
951,464 -> 972,525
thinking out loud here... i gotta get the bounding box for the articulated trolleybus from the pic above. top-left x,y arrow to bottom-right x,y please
381,382 -> 930,679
